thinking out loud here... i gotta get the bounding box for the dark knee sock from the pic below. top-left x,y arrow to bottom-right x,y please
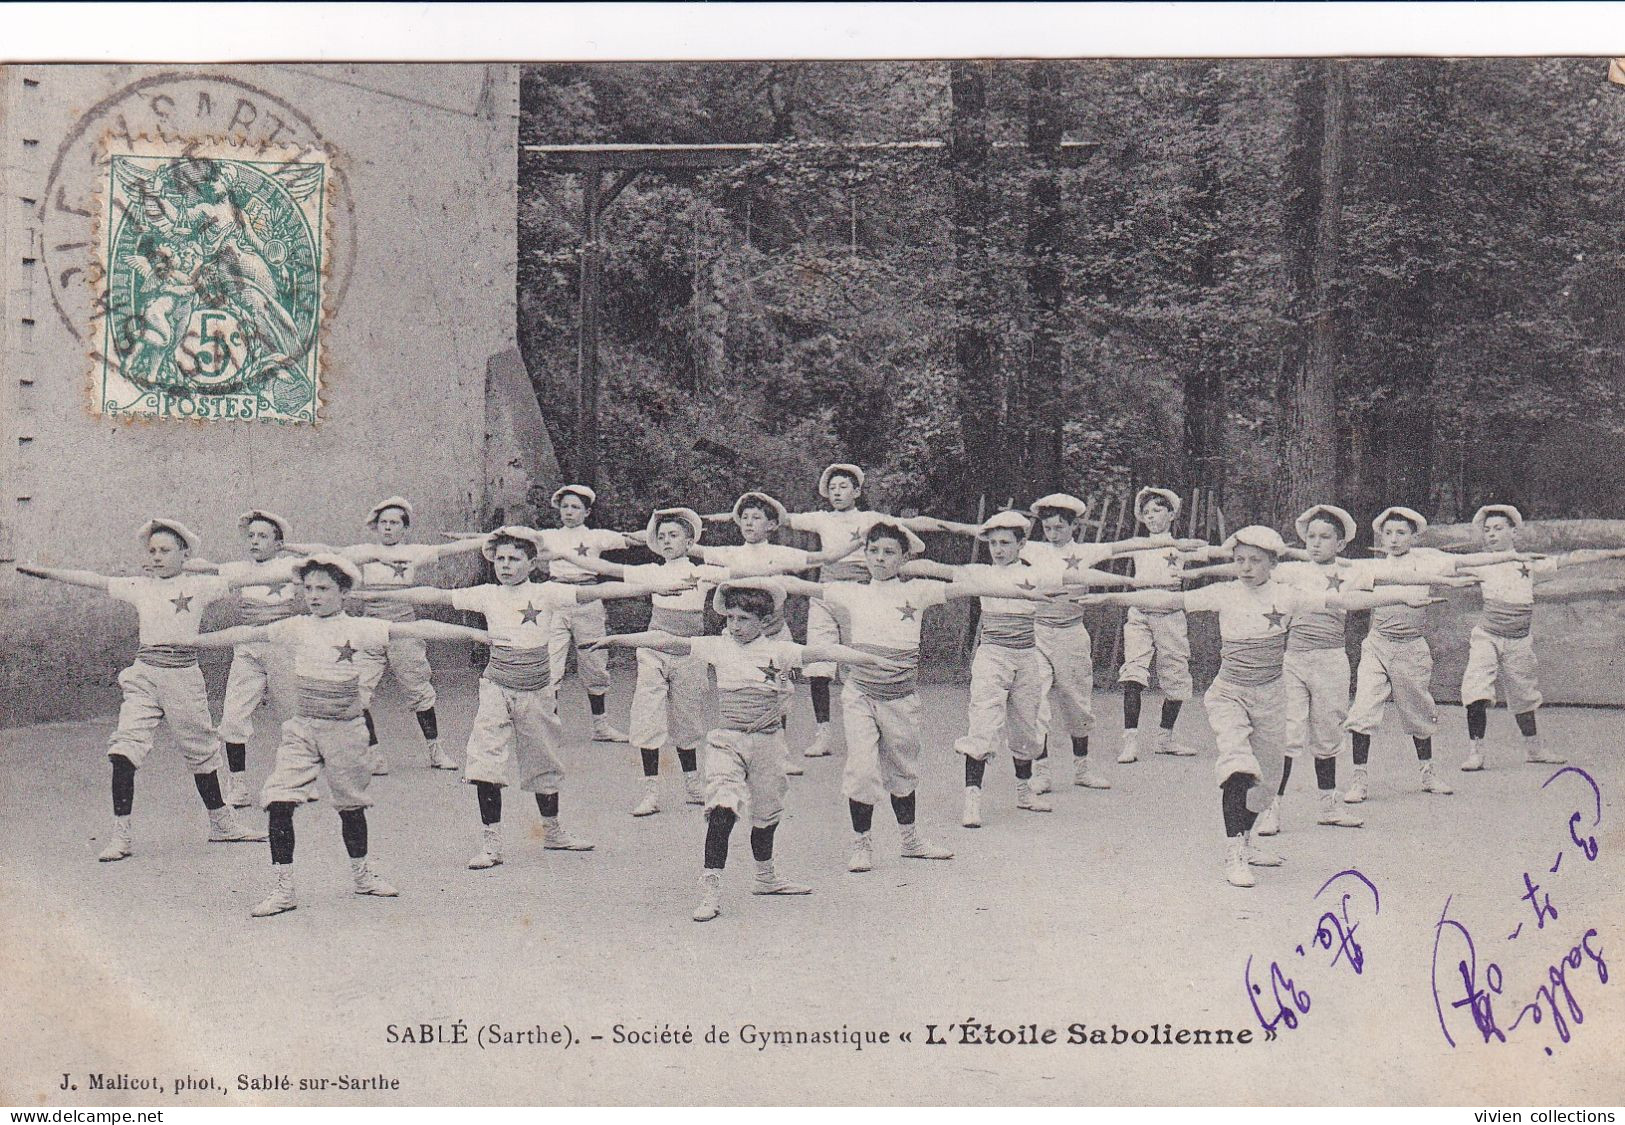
1515,710 -> 1538,738
890,791 -> 916,826
1161,699 -> 1182,730
1351,732 -> 1371,766
1123,683 -> 1143,729
749,823 -> 777,863
848,799 -> 874,834
703,806 -> 737,870
364,709 -> 378,747
194,770 -> 225,811
1314,756 -> 1337,790
1036,747 -> 1049,762
225,742 -> 247,773
110,754 -> 136,817
535,791 -> 559,818
965,756 -> 987,788
1220,775 -> 1252,837
810,677 -> 832,725
475,781 -> 502,825
640,747 -> 660,777
677,747 -> 698,774
415,707 -> 439,741
267,802 -> 296,865
1014,758 -> 1034,780
338,808 -> 368,859
1466,700 -> 1489,741
1277,757 -> 1294,797
1072,736 -> 1089,758
588,693 -> 607,716
1413,736 -> 1433,761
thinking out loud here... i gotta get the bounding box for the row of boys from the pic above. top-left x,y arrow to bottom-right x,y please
20,464 -> 1618,915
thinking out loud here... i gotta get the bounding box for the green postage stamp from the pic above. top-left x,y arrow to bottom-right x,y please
92,136 -> 332,423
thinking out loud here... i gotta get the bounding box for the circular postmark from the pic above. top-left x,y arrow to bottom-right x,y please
39,71 -> 356,344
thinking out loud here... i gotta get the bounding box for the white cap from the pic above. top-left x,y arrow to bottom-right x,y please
1294,504 -> 1356,544
1473,504 -> 1524,531
550,485 -> 597,509
818,463 -> 865,498
977,510 -> 1034,540
1224,525 -> 1288,557
366,496 -> 414,528
732,491 -> 788,526
295,552 -> 364,587
1372,505 -> 1428,536
647,507 -> 704,544
238,509 -> 293,541
864,519 -> 927,556
1135,487 -> 1182,522
482,525 -> 545,562
710,576 -> 789,616
1030,493 -> 1088,519
138,518 -> 201,553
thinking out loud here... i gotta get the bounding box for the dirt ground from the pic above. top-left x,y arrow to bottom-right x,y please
3,662 -> 1623,1107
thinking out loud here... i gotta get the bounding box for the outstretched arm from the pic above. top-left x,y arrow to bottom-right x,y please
370,586 -> 456,607
901,559 -> 958,581
803,642 -> 895,670
1450,549 -> 1543,568
580,631 -> 693,656
1068,590 -> 1187,613
184,558 -> 222,574
577,577 -> 696,603
194,624 -> 273,649
775,575 -> 830,600
1331,589 -> 1442,612
1180,562 -> 1241,581
558,554 -> 629,579
942,576 -> 1061,603
14,564 -> 114,592
425,538 -> 490,563
390,621 -> 491,645
1096,534 -> 1210,557
910,516 -> 981,536
1541,547 -> 1625,572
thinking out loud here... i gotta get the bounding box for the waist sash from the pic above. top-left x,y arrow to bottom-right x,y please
1371,602 -> 1426,642
297,675 -> 363,720
1481,599 -> 1534,640
485,646 -> 552,692
718,688 -> 787,735
136,644 -> 199,669
1287,609 -> 1347,651
980,611 -> 1036,651
1217,633 -> 1288,687
847,642 -> 919,702
358,596 -> 416,623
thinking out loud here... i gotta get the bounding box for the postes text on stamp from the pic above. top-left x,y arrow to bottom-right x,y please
92,136 -> 332,423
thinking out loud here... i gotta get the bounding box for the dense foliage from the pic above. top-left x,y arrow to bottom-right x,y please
518,60 -> 1625,542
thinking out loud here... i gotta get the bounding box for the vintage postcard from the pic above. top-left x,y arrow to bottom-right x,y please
2,7 -> 1624,1114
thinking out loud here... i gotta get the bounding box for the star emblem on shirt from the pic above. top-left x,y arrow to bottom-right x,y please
574,543 -> 590,556
1518,562 -> 1531,578
519,602 -> 543,625
385,560 -> 410,579
1263,609 -> 1287,629
898,602 -> 918,621
1064,556 -> 1082,570
334,641 -> 358,663
1163,551 -> 1182,567
849,528 -> 864,543
1325,573 -> 1345,591
1017,579 -> 1037,591
169,593 -> 194,613
278,582 -> 299,598
761,660 -> 783,683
